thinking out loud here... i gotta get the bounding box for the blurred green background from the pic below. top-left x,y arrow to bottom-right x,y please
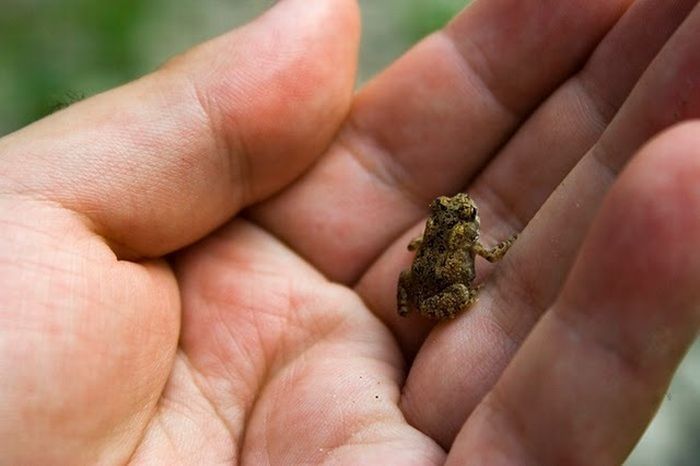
0,0 -> 465,135
0,1 -> 698,464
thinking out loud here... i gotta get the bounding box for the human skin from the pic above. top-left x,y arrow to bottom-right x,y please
1,0 -> 699,464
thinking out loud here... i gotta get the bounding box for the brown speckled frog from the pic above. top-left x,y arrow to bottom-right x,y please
397,193 -> 517,320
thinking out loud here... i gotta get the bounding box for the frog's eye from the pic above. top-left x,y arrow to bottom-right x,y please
463,206 -> 476,219
431,196 -> 449,211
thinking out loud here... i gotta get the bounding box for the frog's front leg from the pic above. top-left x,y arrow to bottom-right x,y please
474,233 -> 518,263
407,235 -> 423,251
418,284 -> 479,320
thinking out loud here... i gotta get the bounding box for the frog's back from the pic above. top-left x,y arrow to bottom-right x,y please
410,235 -> 452,297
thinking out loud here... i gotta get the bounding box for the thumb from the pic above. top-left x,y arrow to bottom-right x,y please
0,0 -> 360,257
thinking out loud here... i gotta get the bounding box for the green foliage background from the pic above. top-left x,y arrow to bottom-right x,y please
0,2 -> 697,464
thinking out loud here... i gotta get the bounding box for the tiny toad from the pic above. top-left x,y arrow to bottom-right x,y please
397,193 -> 517,320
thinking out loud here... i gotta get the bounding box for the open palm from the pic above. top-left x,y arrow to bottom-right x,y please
2,0 -> 700,464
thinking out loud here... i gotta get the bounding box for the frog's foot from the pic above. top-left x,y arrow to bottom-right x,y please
407,235 -> 423,252
475,233 -> 518,263
397,270 -> 412,317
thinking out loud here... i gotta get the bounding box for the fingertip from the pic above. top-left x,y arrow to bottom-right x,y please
603,118 -> 700,292
633,119 -> 700,176
563,118 -> 700,363
168,0 -> 361,203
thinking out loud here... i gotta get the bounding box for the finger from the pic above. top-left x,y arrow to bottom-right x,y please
505,1 -> 700,315
447,124 -> 700,464
399,2 -> 700,448
357,0 -> 698,358
250,0 -> 632,283
470,0 -> 700,241
0,0 -> 359,258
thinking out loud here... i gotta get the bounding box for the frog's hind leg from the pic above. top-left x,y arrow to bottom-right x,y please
397,270 -> 413,317
420,284 -> 479,320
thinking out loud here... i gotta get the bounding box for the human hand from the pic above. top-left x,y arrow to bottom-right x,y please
1,0 -> 699,464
